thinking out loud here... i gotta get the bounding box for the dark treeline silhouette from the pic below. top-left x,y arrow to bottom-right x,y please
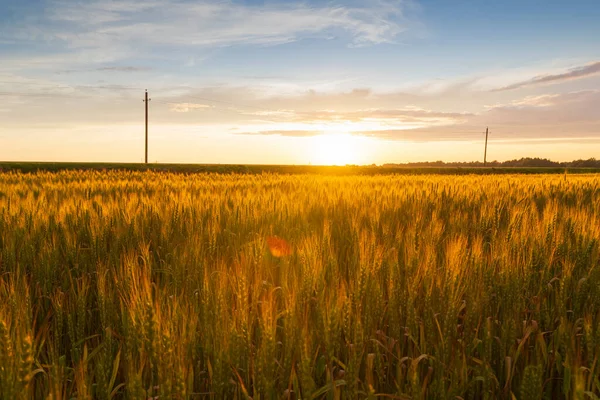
383,157 -> 600,168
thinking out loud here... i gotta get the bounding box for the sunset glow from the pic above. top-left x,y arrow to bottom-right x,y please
310,133 -> 363,165
1,1 -> 599,164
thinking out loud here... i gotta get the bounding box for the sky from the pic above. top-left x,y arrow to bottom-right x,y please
1,0 -> 599,165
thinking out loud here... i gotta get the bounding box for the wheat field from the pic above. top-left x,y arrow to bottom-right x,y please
1,170 -> 599,399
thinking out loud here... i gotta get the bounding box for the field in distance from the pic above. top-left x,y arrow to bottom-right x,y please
1,170 -> 600,398
2,161 -> 600,175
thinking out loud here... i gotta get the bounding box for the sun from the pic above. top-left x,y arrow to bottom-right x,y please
310,133 -> 362,165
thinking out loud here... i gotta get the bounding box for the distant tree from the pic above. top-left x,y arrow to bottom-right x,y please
381,157 -> 600,168
569,158 -> 600,168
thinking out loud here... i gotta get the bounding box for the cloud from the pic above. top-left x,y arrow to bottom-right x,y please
493,61 -> 600,91
0,1 -> 418,79
238,130 -> 322,137
246,107 -> 472,126
236,89 -> 600,142
3,73 -> 598,145
56,66 -> 152,74
169,103 -> 213,113
490,137 -> 600,145
95,66 -> 151,72
462,90 -> 600,140
9,0 -> 413,56
486,90 -> 598,111
508,94 -> 561,108
236,126 -> 483,142
354,128 -> 481,141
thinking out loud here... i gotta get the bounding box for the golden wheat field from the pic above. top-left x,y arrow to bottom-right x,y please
1,170 -> 600,399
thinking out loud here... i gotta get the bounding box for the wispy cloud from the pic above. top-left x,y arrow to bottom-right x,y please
238,127 -> 480,141
0,0 -> 417,80
355,128 -> 480,141
3,72 -> 599,144
236,89 -> 600,141
239,130 -> 322,137
7,0 -> 414,56
486,90 -> 599,110
491,137 -> 600,145
508,94 -> 561,108
95,66 -> 151,72
245,107 -> 472,125
169,103 -> 213,113
493,61 -> 600,91
57,66 -> 152,74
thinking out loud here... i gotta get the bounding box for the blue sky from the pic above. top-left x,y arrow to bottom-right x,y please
1,0 -> 599,164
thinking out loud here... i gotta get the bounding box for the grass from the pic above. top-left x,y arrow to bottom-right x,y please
0,170 -> 600,399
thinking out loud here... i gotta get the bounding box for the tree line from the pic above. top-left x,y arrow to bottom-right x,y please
382,157 -> 600,168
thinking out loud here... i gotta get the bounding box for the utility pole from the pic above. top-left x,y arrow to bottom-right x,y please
483,127 -> 489,167
143,90 -> 151,164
